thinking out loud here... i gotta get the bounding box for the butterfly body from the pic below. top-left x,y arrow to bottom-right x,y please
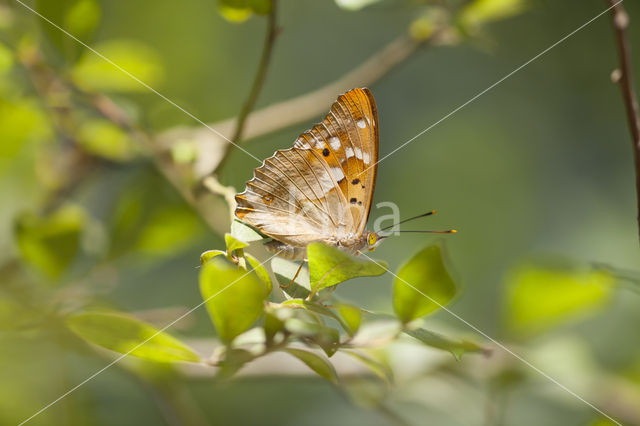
235,88 -> 383,259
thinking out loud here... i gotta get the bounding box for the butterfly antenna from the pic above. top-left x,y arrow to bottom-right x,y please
379,210 -> 437,232
380,229 -> 457,238
391,230 -> 457,234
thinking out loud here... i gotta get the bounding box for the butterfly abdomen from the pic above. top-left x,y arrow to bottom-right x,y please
264,240 -> 307,260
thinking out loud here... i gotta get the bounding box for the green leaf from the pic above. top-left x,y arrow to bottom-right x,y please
66,312 -> 200,363
218,0 -> 271,22
272,257 -> 310,299
218,4 -> 252,23
280,299 -> 348,332
284,318 -> 340,357
225,233 -> 248,253
200,250 -> 226,266
342,350 -> 393,383
263,310 -> 285,344
15,204 -> 86,280
590,420 -> 621,426
409,17 -> 436,41
0,97 -> 50,158
200,257 -> 267,343
64,0 -> 101,39
0,41 -> 14,74
245,253 -> 272,294
459,0 -> 527,29
71,40 -> 163,92
404,327 -> 489,360
336,303 -> 362,336
77,119 -> 138,162
393,244 -> 457,323
354,319 -> 401,343
231,219 -> 265,243
107,172 -> 203,259
282,348 -> 338,383
281,299 -> 331,315
216,348 -> 254,379
135,206 -> 200,256
170,139 -> 198,164
505,263 -> 614,335
307,243 -> 387,291
35,0 -> 99,60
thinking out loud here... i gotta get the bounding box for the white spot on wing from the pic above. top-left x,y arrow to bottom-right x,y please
330,166 -> 345,181
357,119 -> 366,129
329,137 -> 341,151
363,151 -> 370,164
315,141 -> 325,149
345,147 -> 354,158
354,147 -> 363,160
317,173 -> 335,194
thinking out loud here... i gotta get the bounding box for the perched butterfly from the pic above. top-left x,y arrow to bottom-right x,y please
235,88 -> 383,260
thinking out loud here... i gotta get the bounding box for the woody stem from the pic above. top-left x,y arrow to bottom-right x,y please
215,1 -> 279,174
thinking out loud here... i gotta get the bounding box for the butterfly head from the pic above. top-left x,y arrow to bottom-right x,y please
365,231 -> 385,251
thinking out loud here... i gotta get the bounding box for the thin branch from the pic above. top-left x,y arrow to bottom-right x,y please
607,0 -> 640,242
157,33 -> 425,178
226,33 -> 421,143
17,46 -> 101,213
215,1 -> 279,173
74,88 -> 235,237
202,175 -> 237,222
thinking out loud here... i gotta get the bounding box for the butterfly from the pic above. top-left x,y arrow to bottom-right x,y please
234,88 -> 383,260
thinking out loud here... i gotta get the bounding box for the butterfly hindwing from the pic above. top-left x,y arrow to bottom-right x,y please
235,147 -> 355,247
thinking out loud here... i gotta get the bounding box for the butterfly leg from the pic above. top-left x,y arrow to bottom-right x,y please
280,259 -> 307,289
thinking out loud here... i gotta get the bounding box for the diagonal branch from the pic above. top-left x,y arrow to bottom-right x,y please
606,0 -> 640,242
223,33 -> 421,143
157,33 -> 425,178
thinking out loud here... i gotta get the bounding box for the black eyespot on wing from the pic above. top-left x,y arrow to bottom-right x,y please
357,201 -> 362,206
350,198 -> 357,204
351,178 -> 360,185
322,148 -> 330,157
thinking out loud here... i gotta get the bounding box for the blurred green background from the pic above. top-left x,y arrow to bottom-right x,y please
2,0 -> 640,425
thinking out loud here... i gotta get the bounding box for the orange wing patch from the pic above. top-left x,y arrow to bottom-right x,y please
293,88 -> 379,235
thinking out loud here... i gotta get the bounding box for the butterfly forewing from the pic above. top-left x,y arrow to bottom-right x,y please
235,88 -> 379,249
294,88 -> 379,235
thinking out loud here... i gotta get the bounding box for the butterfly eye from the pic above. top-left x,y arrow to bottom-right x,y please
368,233 -> 377,246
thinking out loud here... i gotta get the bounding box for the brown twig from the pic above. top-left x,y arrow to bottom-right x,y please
232,34 -> 421,142
70,78 -> 235,236
18,44 -> 100,213
607,0 -> 640,242
157,33 -> 424,178
215,1 -> 279,173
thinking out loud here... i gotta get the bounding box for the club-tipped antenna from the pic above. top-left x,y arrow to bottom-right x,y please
379,210 -> 437,232
387,229 -> 457,234
380,229 -> 457,238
